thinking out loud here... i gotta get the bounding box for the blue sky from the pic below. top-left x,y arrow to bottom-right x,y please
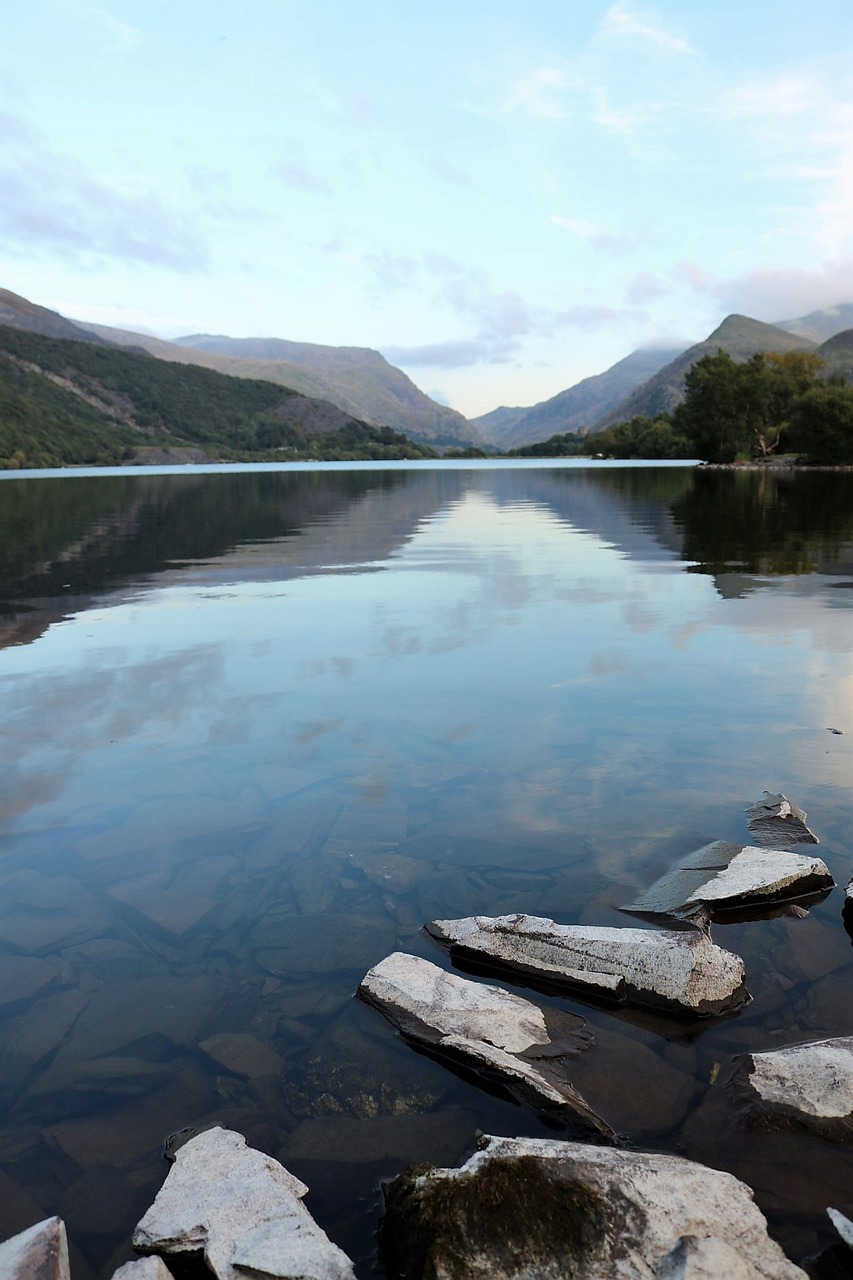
1,0 -> 851,417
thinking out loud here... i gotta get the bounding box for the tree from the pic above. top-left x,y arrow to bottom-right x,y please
673,348 -> 826,462
673,351 -> 748,462
787,379 -> 853,464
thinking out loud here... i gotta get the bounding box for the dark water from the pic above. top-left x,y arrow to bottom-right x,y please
0,461 -> 850,1277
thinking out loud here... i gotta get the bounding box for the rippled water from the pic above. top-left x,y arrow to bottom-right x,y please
0,461 -> 850,1276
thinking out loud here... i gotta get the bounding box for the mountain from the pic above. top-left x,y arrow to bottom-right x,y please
817,328 -> 853,381
473,348 -> 683,449
0,288 -> 107,344
591,315 -> 816,431
80,324 -> 481,450
0,324 -> 436,468
775,304 -> 853,344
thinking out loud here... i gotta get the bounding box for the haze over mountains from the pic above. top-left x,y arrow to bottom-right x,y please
2,287 -> 853,456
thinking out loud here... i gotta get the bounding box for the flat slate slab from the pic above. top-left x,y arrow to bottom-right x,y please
379,1134 -> 806,1279
730,1036 -> 853,1140
133,1126 -> 356,1280
426,913 -> 748,1017
622,840 -> 833,920
357,952 -> 614,1138
746,792 -> 819,848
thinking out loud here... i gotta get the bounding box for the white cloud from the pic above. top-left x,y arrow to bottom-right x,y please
273,159 -> 333,196
0,110 -> 207,270
679,257 -> 853,321
505,68 -> 569,120
598,2 -> 695,55
550,214 -> 633,253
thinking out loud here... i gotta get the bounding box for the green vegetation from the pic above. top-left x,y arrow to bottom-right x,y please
0,325 -> 437,467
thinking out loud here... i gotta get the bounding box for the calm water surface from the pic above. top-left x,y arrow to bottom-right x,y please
0,462 -> 851,1276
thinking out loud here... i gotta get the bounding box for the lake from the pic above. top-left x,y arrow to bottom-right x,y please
0,460 -> 851,1277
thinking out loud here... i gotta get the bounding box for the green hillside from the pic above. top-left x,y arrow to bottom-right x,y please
81,324 -> 481,448
0,326 -> 436,468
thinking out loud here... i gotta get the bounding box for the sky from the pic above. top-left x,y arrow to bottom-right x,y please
1,0 -> 852,418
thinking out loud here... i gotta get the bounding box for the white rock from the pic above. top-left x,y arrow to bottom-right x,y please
623,839 -> 833,919
426,914 -> 748,1016
111,1259 -> 175,1280
827,1207 -> 853,1250
0,1218 -> 70,1280
382,1135 -> 806,1279
132,1126 -> 355,1280
738,1037 -> 853,1134
358,953 -> 613,1138
746,792 -> 819,848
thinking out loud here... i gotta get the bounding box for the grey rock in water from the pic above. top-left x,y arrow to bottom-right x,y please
379,1135 -> 806,1279
132,1126 -> 356,1280
426,914 -> 748,1017
746,792 -> 819,848
357,952 -> 614,1138
111,1259 -> 175,1280
730,1036 -> 853,1140
622,840 -> 833,919
0,1217 -> 70,1280
827,1207 -> 853,1250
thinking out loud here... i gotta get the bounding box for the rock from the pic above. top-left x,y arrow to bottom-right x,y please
253,912 -> 396,975
199,1033 -> 285,1079
283,1003 -> 450,1120
729,1036 -> 853,1140
379,1135 -> 806,1279
111,1260 -> 175,1280
622,840 -> 833,920
746,792 -> 819,847
828,1207 -> 853,1250
0,1218 -> 70,1280
426,914 -> 748,1017
0,957 -> 57,1009
132,1126 -> 355,1280
357,953 -> 613,1138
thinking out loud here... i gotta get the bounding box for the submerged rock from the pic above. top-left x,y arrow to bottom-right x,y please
746,792 -> 819,848
132,1126 -> 356,1280
426,914 -> 748,1017
358,953 -> 613,1138
379,1134 -> 806,1279
0,1217 -> 70,1280
622,840 -> 833,920
729,1036 -> 853,1141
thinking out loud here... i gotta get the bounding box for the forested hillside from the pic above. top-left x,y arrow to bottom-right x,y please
0,326 -> 435,467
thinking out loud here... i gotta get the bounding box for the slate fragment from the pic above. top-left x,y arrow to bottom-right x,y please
379,1135 -> 806,1279
426,913 -> 748,1017
0,1217 -> 71,1280
132,1126 -> 356,1280
746,792 -> 819,848
729,1036 -> 853,1141
622,840 -> 833,920
357,952 -> 614,1138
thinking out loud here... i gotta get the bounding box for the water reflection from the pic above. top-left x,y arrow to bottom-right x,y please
0,463 -> 851,1276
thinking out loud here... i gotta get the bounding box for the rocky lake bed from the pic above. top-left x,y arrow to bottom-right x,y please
1,464 -> 852,1278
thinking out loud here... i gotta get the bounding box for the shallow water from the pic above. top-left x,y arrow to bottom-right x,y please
0,461 -> 850,1276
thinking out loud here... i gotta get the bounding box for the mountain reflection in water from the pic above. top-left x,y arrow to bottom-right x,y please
0,461 -> 850,1278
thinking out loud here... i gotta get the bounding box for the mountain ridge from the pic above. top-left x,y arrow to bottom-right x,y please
473,347 -> 684,449
79,323 -> 481,449
590,315 -> 817,432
